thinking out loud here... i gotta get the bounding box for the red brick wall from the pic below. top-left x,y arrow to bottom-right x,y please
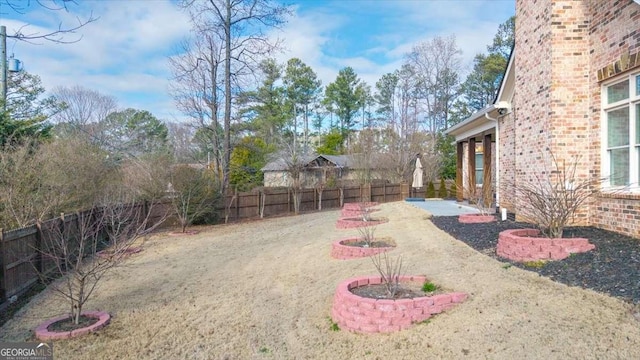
502,0 -> 640,238
587,0 -> 640,238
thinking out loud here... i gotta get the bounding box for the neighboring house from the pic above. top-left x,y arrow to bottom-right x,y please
262,154 -> 382,188
447,0 -> 640,238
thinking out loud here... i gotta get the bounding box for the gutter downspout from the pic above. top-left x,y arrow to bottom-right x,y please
484,112 -> 501,208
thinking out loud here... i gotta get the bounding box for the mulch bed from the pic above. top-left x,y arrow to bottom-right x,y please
48,315 -> 100,332
431,216 -> 640,304
351,282 -> 428,300
345,237 -> 395,248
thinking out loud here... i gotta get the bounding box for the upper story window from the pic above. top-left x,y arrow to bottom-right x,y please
602,71 -> 640,189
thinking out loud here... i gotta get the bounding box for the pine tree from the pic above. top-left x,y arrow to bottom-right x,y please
426,181 -> 436,198
438,178 -> 448,198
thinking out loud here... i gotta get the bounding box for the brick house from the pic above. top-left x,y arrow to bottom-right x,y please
262,154 -> 383,188
447,0 -> 640,238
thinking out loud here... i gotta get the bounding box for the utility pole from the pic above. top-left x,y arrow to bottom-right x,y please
1,25 -> 6,112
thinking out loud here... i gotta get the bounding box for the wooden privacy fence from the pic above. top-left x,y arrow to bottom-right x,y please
0,183 -> 409,308
218,183 -> 407,222
0,202 -> 167,308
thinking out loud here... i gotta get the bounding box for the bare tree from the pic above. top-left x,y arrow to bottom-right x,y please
375,129 -> 437,184
166,121 -> 198,163
178,0 -> 291,193
51,85 -> 117,134
0,137 -> 115,229
36,200 -> 151,325
277,141 -> 306,214
2,0 -> 98,44
169,165 -> 220,232
357,222 -> 376,248
515,151 -> 602,238
370,252 -> 403,298
406,35 -> 462,140
0,139 -> 49,228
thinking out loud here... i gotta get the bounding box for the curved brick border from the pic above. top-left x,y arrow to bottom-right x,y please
331,237 -> 395,260
331,276 -> 467,333
336,217 -> 388,229
458,214 -> 496,223
343,202 -> 379,211
340,208 -> 380,217
497,229 -> 595,262
35,311 -> 111,341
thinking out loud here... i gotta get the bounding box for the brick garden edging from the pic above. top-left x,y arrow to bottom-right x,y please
343,202 -> 379,211
330,237 -> 395,260
458,214 -> 496,223
336,217 -> 388,229
35,311 -> 111,341
497,229 -> 595,262
331,276 -> 468,334
341,208 -> 380,217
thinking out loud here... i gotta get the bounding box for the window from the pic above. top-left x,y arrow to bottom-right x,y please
603,72 -> 640,188
475,144 -> 483,185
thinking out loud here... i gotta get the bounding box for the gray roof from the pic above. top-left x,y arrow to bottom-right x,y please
262,154 -> 359,172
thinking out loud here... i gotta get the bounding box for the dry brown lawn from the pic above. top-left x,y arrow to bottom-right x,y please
1,202 -> 640,359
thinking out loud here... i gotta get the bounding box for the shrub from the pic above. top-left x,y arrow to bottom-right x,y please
370,252 -> 403,298
515,150 -> 601,238
425,181 -> 436,198
422,282 -> 438,293
438,178 -> 448,198
449,182 -> 457,199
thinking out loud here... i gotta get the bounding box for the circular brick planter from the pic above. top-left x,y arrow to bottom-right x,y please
341,208 -> 380,217
336,217 -> 388,229
458,214 -> 496,223
331,276 -> 467,334
35,311 -> 111,341
497,228 -> 595,262
330,237 -> 395,260
343,202 -> 379,211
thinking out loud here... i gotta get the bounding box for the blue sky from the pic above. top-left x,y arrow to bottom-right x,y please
1,0 -> 514,122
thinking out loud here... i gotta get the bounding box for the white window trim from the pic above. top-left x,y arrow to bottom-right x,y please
601,71 -> 640,192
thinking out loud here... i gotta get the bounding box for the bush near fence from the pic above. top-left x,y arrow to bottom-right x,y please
0,183 -> 408,310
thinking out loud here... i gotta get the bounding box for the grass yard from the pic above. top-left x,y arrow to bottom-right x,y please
1,202 -> 639,359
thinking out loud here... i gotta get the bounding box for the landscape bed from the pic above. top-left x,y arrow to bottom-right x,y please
1,203 -> 639,359
431,215 -> 640,304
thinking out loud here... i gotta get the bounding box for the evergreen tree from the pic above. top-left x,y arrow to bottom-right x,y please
237,59 -> 288,147
324,67 -> 362,143
426,181 -> 436,198
283,58 -> 322,154
1,71 -> 61,145
438,178 -> 448,198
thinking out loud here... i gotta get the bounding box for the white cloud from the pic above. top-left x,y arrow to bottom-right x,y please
5,0 -> 191,119
3,0 -> 514,121
276,0 -> 513,89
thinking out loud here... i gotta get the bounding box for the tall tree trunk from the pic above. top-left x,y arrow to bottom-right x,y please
303,104 -> 308,155
223,0 -> 232,194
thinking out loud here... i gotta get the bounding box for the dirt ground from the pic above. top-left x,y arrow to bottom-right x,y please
2,202 -> 640,359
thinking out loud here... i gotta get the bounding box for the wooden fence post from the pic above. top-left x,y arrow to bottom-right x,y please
235,189 -> 240,221
35,223 -> 44,277
0,228 -> 5,303
383,183 -> 386,203
401,183 -> 409,200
